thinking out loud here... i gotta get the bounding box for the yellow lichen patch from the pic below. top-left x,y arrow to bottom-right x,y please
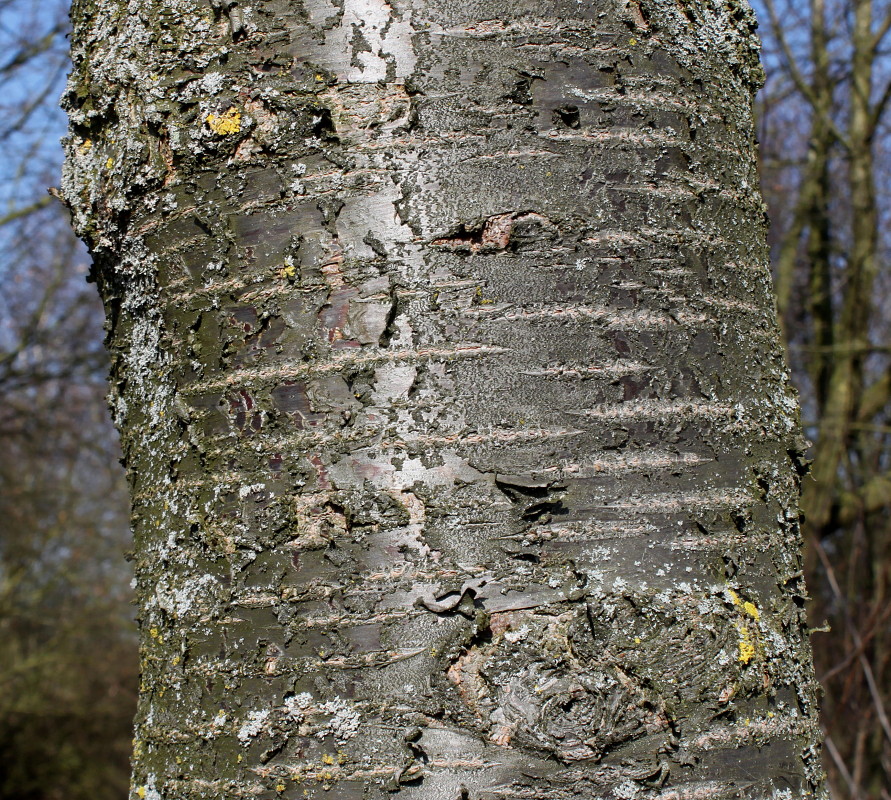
106,157 -> 114,169
206,107 -> 242,135
79,139 -> 92,153
727,588 -> 762,664
728,589 -> 761,620
321,754 -> 335,765
136,788 -> 146,799
281,264 -> 297,279
737,624 -> 756,664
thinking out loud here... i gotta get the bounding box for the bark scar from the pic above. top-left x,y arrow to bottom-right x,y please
431,212 -> 556,254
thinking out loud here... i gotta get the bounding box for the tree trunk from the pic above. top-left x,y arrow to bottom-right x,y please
62,0 -> 825,797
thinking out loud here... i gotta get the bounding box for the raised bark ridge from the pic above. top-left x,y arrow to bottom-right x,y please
62,0 -> 825,798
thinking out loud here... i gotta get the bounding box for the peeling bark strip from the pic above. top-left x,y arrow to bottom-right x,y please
62,0 -> 825,798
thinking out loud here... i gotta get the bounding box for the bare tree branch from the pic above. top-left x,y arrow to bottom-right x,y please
763,0 -> 852,150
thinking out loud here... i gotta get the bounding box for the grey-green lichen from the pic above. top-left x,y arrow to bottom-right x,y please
640,0 -> 766,92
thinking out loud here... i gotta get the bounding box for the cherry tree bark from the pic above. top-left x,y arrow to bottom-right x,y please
62,0 -> 825,797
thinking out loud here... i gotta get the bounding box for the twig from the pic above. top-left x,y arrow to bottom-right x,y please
824,733 -> 861,800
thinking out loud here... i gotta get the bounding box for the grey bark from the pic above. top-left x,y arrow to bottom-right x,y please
62,0 -> 825,798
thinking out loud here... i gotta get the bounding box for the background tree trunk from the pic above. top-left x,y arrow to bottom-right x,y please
758,0 -> 891,794
62,0 -> 825,797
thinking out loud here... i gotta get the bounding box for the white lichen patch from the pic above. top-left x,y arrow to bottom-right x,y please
187,71 -> 227,98
238,483 -> 266,500
614,779 -> 641,800
237,709 -> 271,745
319,698 -> 361,743
154,573 -> 217,618
504,624 -> 530,643
284,692 -> 313,720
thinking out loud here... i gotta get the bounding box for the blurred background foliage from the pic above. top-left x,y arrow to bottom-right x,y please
0,1 -> 135,799
758,0 -> 891,795
1,0 -> 891,798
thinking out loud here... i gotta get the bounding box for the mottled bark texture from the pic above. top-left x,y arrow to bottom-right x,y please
62,0 -> 825,798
